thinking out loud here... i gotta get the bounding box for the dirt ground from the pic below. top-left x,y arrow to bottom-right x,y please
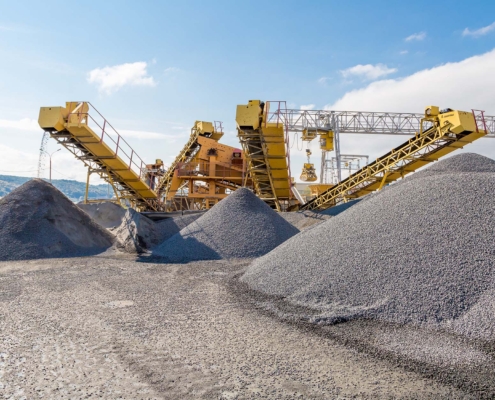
0,255 -> 483,399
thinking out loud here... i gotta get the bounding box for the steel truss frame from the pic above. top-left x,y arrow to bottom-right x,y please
237,130 -> 281,209
48,132 -> 162,211
301,112 -> 488,211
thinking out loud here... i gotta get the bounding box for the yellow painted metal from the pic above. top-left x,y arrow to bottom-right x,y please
300,163 -> 317,182
308,184 -> 334,196
38,106 -> 67,132
157,120 -> 248,211
39,102 -> 159,211
236,100 -> 291,210
236,100 -> 261,130
302,128 -> 317,141
319,131 -> 334,151
302,107 -> 487,211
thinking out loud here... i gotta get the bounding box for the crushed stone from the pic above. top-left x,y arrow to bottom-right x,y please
115,211 -> 204,253
153,188 -> 299,262
114,209 -> 161,253
241,153 -> 495,340
278,210 -> 331,230
0,179 -> 115,261
77,201 -> 126,228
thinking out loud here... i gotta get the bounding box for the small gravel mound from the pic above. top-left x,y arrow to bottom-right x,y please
241,153 -> 495,339
0,179 -> 115,260
153,188 -> 299,262
77,201 -> 126,228
114,209 -> 161,253
115,211 -> 204,253
279,210 -> 330,230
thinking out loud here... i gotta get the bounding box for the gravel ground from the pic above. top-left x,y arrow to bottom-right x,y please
0,180 -> 114,261
153,188 -> 299,262
0,256 -> 473,399
242,153 -> 495,341
78,201 -> 127,228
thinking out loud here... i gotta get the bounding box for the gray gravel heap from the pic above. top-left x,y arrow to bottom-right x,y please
77,201 -> 126,228
242,153 -> 495,339
0,179 -> 115,261
114,209 -> 161,253
155,213 -> 204,241
153,188 -> 300,261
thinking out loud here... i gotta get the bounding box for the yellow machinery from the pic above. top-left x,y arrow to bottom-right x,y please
236,100 -> 292,210
299,127 -> 334,182
38,102 -> 162,211
156,120 -> 250,210
300,149 -> 318,182
301,106 -> 488,211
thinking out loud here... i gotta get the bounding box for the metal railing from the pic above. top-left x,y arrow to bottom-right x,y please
67,102 -> 149,182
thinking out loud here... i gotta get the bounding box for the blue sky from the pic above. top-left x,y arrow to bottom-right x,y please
1,0 -> 495,182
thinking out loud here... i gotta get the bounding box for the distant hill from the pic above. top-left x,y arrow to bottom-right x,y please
0,175 -> 113,203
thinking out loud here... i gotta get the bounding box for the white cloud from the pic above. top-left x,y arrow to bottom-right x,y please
164,67 -> 181,74
325,49 -> 495,113
340,64 -> 397,81
300,104 -> 315,111
405,32 -> 426,41
463,22 -> 495,38
400,50 -> 408,55
0,118 -> 40,131
0,144 -> 38,176
87,62 -> 156,94
314,49 -> 495,176
318,77 -> 331,86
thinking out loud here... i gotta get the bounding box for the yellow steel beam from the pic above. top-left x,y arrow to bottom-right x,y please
302,109 -> 487,211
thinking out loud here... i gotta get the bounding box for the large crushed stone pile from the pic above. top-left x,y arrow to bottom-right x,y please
0,180 -> 115,261
242,153 -> 495,339
77,201 -> 126,228
278,210 -> 330,230
153,188 -> 299,262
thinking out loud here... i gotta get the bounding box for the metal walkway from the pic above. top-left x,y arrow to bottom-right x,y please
38,102 -> 161,211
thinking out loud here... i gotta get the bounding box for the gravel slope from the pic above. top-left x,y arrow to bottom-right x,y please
153,188 -> 299,262
0,180 -> 114,261
242,153 -> 495,340
278,210 -> 331,230
77,201 -> 126,228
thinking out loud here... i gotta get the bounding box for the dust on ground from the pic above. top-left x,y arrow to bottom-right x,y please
0,256 -> 471,399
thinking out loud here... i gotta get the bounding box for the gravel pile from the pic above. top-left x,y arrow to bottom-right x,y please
114,209 -> 161,253
318,198 -> 362,216
115,211 -> 204,253
78,201 -> 126,228
155,213 -> 204,241
0,179 -> 115,260
242,153 -> 495,339
153,188 -> 299,261
279,210 -> 330,230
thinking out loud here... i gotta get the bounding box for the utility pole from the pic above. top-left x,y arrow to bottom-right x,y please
44,149 -> 61,182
